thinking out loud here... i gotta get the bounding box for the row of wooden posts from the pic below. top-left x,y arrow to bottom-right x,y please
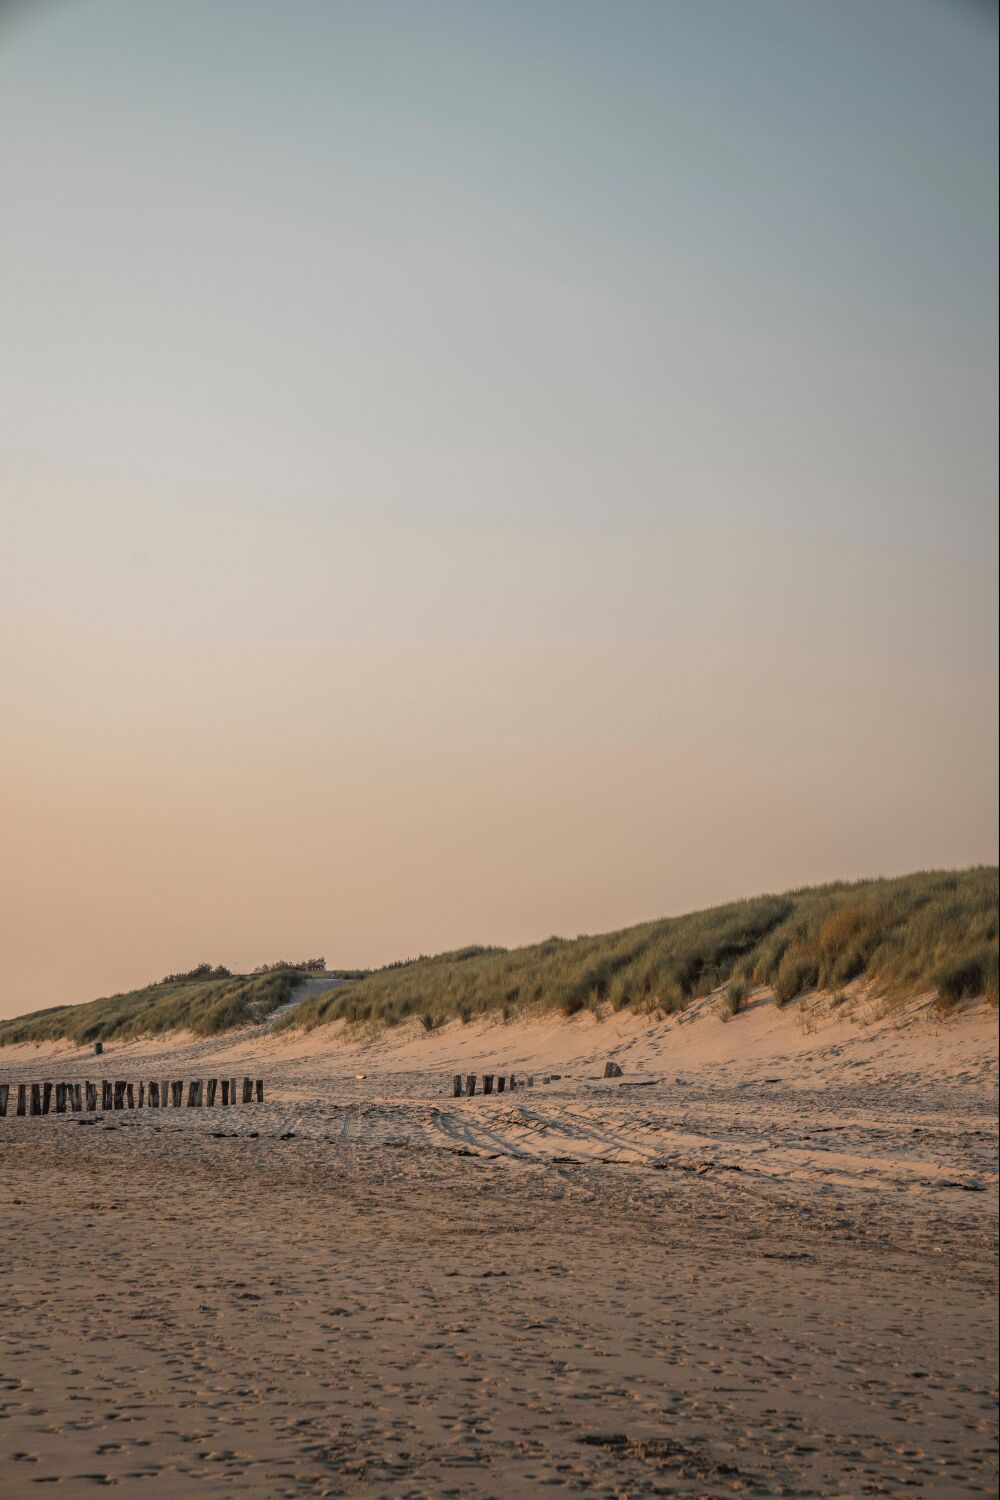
452,1072 -> 560,1097
0,1078 -> 264,1118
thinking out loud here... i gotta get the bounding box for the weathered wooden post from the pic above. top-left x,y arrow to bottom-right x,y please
85,1081 -> 97,1112
220,1079 -> 230,1105
30,1083 -> 42,1115
453,1074 -> 463,1097
527,1076 -> 534,1087
55,1083 -> 67,1113
126,1083 -> 135,1108
242,1077 -> 253,1104
161,1080 -> 169,1107
483,1074 -> 494,1094
41,1082 -> 53,1114
17,1084 -> 28,1116
205,1079 -> 217,1106
465,1074 -> 477,1096
71,1083 -> 82,1111
0,1084 -> 8,1118
509,1074 -> 518,1090
94,1041 -> 103,1056
254,1079 -> 264,1102
230,1077 -> 238,1106
187,1081 -> 203,1107
148,1081 -> 159,1108
171,1080 -> 183,1108
113,1081 -> 126,1109
138,1082 -> 145,1108
102,1081 -> 113,1109
496,1075 -> 505,1094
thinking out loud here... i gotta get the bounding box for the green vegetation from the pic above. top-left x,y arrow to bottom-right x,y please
2,871 -> 995,1046
278,867 -> 998,1034
0,966 -> 310,1046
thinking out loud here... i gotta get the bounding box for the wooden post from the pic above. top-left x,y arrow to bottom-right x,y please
187,1081 -> 203,1107
171,1080 -> 183,1108
483,1074 -> 494,1094
496,1076 -> 505,1094
30,1083 -> 42,1115
254,1079 -> 263,1103
41,1082 -> 53,1114
138,1082 -> 145,1108
161,1080 -> 170,1108
230,1078 -> 238,1107
0,1084 -> 8,1118
453,1074 -> 463,1097
17,1084 -> 27,1116
85,1082 -> 97,1112
126,1083 -> 135,1108
148,1081 -> 159,1108
71,1083 -> 83,1112
509,1074 -> 518,1090
221,1079 -> 230,1106
527,1076 -> 534,1087
465,1074 -> 477,1096
94,1040 -> 103,1056
102,1081 -> 113,1110
205,1079 -> 217,1106
55,1082 -> 67,1113
242,1077 -> 252,1103
112,1081 -> 125,1109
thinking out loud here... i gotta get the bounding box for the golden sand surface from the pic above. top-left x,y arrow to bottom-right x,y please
2,997 -> 997,1497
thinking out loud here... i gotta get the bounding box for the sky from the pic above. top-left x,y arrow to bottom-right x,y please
1,0 -> 997,1017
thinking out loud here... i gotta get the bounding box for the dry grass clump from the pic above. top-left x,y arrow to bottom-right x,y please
279,866 -> 997,1036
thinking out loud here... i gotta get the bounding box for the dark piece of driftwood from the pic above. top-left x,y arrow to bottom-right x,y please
221,1079 -> 230,1105
94,1040 -> 103,1056
17,1084 -> 28,1116
602,1060 -> 623,1078
30,1083 -> 42,1115
465,1074 -> 477,1096
242,1077 -> 253,1103
85,1082 -> 97,1112
0,1084 -> 8,1118
255,1079 -> 264,1103
41,1082 -> 53,1114
206,1079 -> 217,1106
171,1080 -> 183,1108
453,1074 -> 463,1097
55,1082 -> 67,1113
482,1074 -> 494,1094
71,1083 -> 83,1111
496,1076 -> 505,1094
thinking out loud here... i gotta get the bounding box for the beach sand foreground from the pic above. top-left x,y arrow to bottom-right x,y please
2,995 -> 997,1497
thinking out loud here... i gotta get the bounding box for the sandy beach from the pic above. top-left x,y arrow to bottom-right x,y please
1,993 -> 997,1497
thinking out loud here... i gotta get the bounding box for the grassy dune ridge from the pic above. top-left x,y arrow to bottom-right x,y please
0,965 -> 311,1047
280,867 -> 998,1034
1,870 -> 995,1046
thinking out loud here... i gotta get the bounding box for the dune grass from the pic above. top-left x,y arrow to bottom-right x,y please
278,867 -> 998,1035
0,966 -> 309,1047
2,869 -> 994,1046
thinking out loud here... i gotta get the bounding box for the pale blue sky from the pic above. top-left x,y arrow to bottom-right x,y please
1,1 -> 997,1011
